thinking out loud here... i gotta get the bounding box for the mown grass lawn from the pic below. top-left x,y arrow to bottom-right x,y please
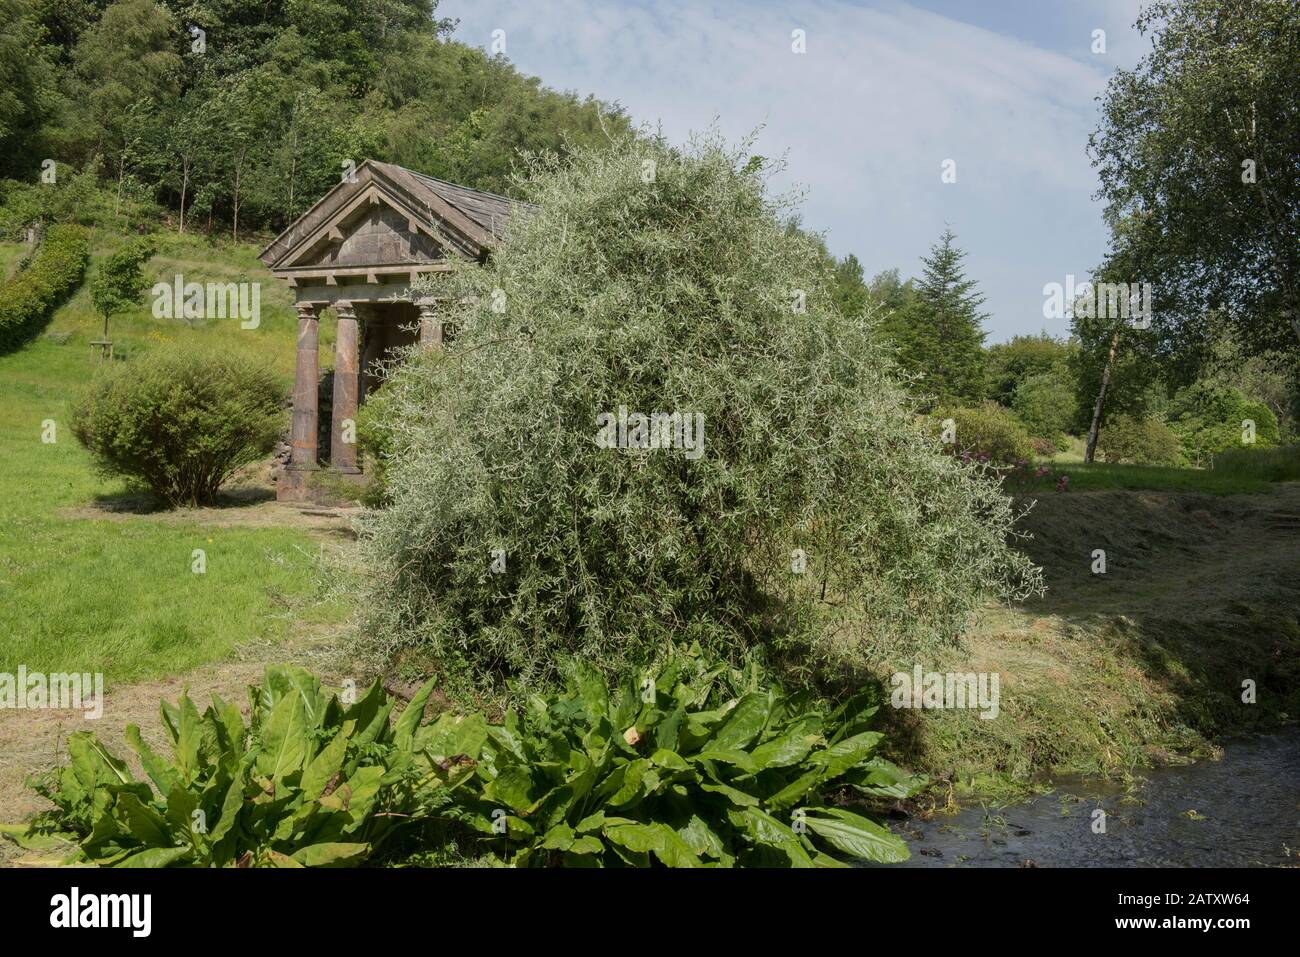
1017,460 -> 1273,495
0,234 -> 347,686
1042,434 -> 1297,494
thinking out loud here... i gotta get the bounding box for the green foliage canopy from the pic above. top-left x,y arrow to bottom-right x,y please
89,234 -> 155,321
1090,0 -> 1300,358
1011,365 -> 1078,445
985,333 -> 1073,406
1168,379 -> 1281,465
1,0 -> 632,238
359,134 -> 1042,699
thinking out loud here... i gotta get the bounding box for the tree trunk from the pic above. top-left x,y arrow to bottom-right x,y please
179,157 -> 189,234
1084,328 -> 1122,463
231,149 -> 245,242
287,130 -> 299,222
115,151 -> 126,222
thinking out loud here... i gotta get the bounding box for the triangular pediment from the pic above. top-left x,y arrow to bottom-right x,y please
281,194 -> 444,269
259,161 -> 508,273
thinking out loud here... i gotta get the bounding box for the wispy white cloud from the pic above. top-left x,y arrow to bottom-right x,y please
447,0 -> 1149,340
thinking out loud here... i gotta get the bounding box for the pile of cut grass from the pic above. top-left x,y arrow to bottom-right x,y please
877,485 -> 1300,796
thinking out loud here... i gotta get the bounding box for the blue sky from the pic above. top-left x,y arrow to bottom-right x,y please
444,0 -> 1150,342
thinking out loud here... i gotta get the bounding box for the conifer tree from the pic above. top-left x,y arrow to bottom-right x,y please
890,228 -> 988,406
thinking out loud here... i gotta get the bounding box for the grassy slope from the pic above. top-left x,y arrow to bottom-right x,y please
883,485 -> 1300,797
0,231 -> 347,685
0,243 -> 25,280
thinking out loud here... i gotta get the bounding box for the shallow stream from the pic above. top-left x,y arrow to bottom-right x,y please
891,727 -> 1300,867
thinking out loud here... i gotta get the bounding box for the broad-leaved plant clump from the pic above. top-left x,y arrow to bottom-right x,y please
360,132 -> 1042,699
26,655 -> 919,868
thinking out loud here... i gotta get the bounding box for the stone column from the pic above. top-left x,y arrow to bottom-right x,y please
331,300 -> 361,473
417,297 -> 443,348
289,302 -> 320,469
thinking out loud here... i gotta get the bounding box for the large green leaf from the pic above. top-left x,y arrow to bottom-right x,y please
208,770 -> 247,847
254,692 -> 308,783
748,729 -> 817,769
604,822 -> 700,868
801,808 -> 909,863
825,690 -> 880,744
163,784 -> 200,844
415,712 -> 488,760
485,766 -> 536,814
67,731 -> 132,793
393,678 -> 437,750
765,768 -> 824,810
341,678 -> 386,731
567,835 -> 603,857
159,698 -> 180,745
648,748 -> 690,772
677,815 -> 726,860
592,757 -> 657,807
289,842 -> 370,867
300,723 -> 351,799
343,698 -> 395,777
262,850 -> 304,867
694,749 -> 759,774
698,778 -> 759,807
807,731 -> 883,781
124,725 -> 179,798
208,693 -> 247,762
173,694 -> 203,782
844,757 -> 925,799
654,705 -> 684,752
740,807 -> 814,867
327,765 -> 386,833
111,792 -> 171,848
709,692 -> 770,752
111,846 -> 192,868
540,823 -> 575,851
568,659 -> 609,722
610,672 -> 641,731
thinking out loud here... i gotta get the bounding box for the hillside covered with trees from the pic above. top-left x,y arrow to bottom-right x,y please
1,0 -> 630,238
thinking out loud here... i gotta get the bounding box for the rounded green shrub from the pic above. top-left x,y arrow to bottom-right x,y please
1011,365 -> 1077,446
933,401 -> 1035,465
1169,381 -> 1280,465
72,345 -> 286,507
358,133 -> 1042,699
1096,413 -> 1182,465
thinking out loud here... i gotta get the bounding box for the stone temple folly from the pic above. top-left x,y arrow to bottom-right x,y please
259,160 -> 526,502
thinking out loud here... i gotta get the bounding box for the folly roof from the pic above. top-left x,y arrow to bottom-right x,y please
258,159 -> 532,272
